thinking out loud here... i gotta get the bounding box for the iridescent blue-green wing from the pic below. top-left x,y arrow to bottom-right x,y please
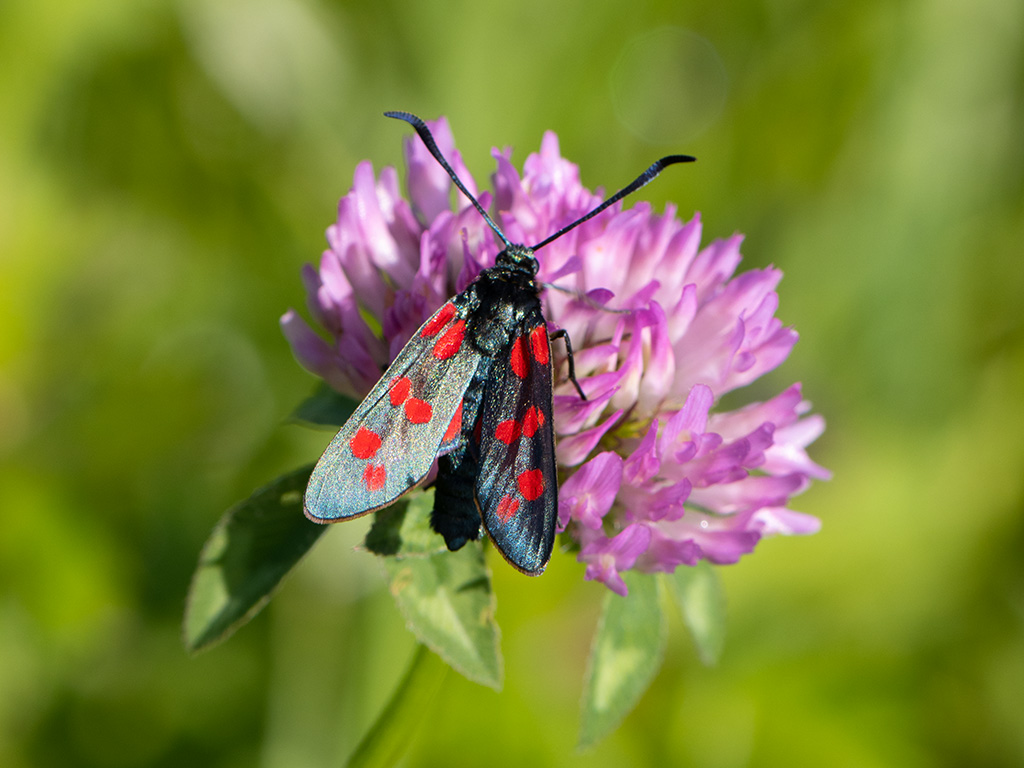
304,302 -> 481,521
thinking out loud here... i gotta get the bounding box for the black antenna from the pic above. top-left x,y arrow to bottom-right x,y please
385,111 -> 695,253
385,111 -> 510,248
530,154 -> 695,251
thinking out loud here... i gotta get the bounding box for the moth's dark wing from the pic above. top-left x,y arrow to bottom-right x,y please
305,302 -> 481,521
476,321 -> 558,574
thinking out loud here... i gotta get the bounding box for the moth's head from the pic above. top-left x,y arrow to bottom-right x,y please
498,243 -> 538,274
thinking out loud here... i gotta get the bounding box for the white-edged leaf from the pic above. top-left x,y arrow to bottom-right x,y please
579,571 -> 666,748
667,561 -> 726,666
369,490 -> 502,690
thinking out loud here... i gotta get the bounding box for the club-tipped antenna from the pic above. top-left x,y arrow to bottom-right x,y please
385,111 -> 696,254
530,154 -> 695,252
385,111 -> 511,248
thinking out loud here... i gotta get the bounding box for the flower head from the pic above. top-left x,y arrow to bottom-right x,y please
283,117 -> 828,594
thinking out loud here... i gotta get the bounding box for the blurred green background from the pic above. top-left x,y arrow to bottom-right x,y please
2,0 -> 1022,765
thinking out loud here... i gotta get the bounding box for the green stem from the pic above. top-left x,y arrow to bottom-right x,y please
345,643 -> 449,768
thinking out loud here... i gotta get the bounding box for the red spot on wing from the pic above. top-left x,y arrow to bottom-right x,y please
473,416 -> 482,444
496,495 -> 520,523
433,319 -> 466,360
420,302 -> 456,337
363,464 -> 386,491
521,406 -> 545,438
443,402 -> 463,442
405,398 -> 433,424
510,337 -> 528,378
530,325 -> 550,365
517,469 -> 545,501
495,419 -> 522,445
389,376 -> 411,406
349,427 -> 382,459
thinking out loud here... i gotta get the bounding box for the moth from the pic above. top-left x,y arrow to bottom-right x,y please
304,111 -> 693,574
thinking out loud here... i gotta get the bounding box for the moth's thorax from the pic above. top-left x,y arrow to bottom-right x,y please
456,244 -> 544,357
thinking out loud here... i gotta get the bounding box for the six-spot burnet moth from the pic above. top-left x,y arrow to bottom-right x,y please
304,111 -> 694,574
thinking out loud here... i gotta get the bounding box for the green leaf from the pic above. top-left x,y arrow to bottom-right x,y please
579,571 -> 666,749
184,465 -> 325,652
290,382 -> 359,428
364,490 -> 448,557
667,561 -> 726,666
371,492 -> 502,690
